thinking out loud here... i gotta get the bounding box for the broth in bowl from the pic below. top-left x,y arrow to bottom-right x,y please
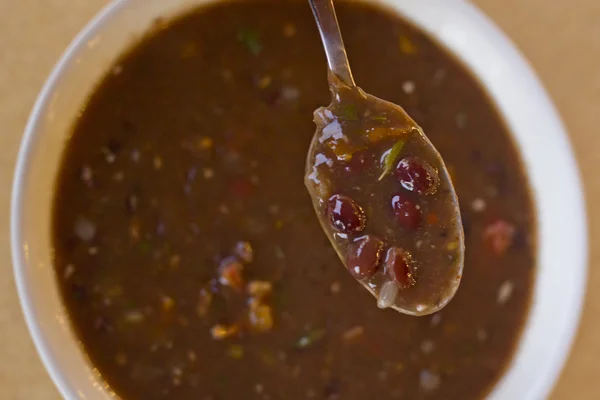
51,1 -> 535,399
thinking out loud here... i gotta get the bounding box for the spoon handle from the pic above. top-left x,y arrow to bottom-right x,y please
308,0 -> 356,87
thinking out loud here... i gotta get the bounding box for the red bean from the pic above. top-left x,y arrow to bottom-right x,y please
395,157 -> 438,195
346,235 -> 384,279
384,247 -> 416,289
391,193 -> 421,230
327,194 -> 366,234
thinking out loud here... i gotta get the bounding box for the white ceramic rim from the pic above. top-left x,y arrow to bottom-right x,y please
11,0 -> 588,399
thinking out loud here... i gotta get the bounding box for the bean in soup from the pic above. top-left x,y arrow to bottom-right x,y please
306,74 -> 464,315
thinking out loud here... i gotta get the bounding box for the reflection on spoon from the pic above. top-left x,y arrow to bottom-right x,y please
305,0 -> 464,316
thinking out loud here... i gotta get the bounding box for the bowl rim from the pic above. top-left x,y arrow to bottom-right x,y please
11,0 -> 130,398
11,0 -> 588,399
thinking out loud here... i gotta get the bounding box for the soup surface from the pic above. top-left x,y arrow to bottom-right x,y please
52,1 -> 535,399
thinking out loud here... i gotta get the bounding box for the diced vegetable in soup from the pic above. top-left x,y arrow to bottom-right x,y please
52,1 -> 535,400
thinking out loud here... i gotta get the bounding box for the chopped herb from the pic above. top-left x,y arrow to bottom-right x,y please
378,139 -> 405,180
295,328 -> 326,349
372,115 -> 388,122
216,374 -> 228,389
237,28 -> 262,56
139,240 -> 151,253
341,103 -> 358,120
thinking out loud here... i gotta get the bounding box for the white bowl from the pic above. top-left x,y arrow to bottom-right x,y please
11,0 -> 588,399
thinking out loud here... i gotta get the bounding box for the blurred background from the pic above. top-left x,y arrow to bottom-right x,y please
0,0 -> 598,399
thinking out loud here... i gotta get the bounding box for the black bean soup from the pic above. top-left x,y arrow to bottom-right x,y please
52,1 -> 535,399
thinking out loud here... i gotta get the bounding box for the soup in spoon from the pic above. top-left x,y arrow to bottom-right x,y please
305,0 -> 464,315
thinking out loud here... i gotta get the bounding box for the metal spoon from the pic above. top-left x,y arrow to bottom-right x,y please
305,0 -> 465,316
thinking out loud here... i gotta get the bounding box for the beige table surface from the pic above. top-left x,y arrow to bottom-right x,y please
1,0 -> 598,399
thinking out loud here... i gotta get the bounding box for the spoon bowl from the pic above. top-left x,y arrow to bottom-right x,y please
305,0 -> 464,315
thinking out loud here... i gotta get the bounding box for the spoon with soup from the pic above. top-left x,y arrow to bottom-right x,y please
305,0 -> 465,316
